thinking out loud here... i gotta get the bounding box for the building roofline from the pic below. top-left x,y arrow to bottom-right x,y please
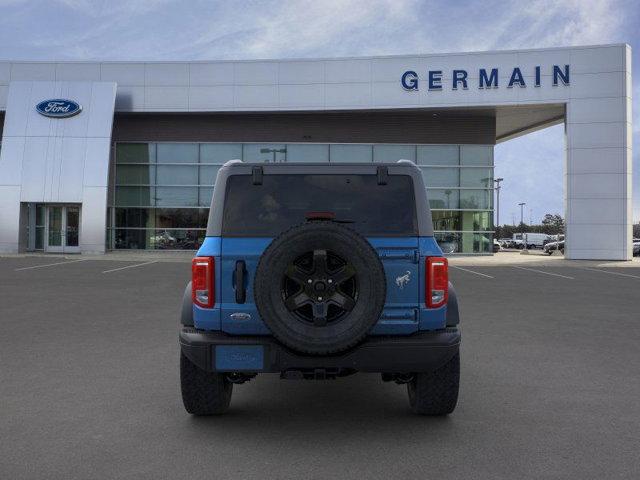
0,43 -> 630,65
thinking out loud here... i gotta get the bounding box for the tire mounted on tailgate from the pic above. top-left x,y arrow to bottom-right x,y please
254,221 -> 386,355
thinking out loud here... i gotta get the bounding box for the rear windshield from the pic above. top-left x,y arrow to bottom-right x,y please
222,174 -> 417,236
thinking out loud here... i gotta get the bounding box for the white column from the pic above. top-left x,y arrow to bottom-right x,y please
0,82 -> 30,253
0,80 -> 116,254
564,45 -> 632,260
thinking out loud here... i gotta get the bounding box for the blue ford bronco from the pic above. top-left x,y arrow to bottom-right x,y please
179,160 -> 461,415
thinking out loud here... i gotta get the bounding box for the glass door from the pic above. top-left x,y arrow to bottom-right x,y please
64,206 -> 80,253
45,205 -> 81,253
46,206 -> 64,253
35,205 -> 45,250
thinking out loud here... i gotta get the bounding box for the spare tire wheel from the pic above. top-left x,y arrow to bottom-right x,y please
254,221 -> 386,355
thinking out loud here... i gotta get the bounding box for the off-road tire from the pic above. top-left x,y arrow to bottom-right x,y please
407,352 -> 459,415
180,352 -> 233,415
254,221 -> 386,355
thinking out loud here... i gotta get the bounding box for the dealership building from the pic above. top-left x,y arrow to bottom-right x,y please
0,44 -> 633,259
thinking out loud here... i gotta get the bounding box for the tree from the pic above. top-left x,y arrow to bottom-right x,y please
542,214 -> 564,229
494,214 -> 565,238
540,214 -> 565,234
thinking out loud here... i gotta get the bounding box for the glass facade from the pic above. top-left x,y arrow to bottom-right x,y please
109,143 -> 494,252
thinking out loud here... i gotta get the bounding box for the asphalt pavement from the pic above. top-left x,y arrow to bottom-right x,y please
1,256 -> 639,479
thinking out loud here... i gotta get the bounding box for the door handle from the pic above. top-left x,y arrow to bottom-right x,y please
234,260 -> 247,304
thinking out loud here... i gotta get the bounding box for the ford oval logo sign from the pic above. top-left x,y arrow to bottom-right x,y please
36,99 -> 82,118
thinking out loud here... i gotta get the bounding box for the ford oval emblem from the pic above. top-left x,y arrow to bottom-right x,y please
36,99 -> 82,118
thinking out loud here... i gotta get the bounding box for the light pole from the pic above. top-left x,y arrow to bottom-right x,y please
494,178 -> 503,227
518,202 -> 527,253
518,202 -> 526,226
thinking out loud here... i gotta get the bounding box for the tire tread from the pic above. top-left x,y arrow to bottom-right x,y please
180,352 -> 233,415
408,352 -> 459,415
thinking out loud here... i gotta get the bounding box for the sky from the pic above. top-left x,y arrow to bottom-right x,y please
0,0 -> 638,225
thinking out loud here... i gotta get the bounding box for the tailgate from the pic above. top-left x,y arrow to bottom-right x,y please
219,236 -> 420,336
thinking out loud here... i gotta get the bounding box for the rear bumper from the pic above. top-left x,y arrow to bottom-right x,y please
179,327 -> 460,374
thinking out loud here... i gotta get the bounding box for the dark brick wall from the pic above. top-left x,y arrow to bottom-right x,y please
112,110 -> 496,145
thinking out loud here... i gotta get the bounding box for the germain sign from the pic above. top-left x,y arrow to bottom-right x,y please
401,65 -> 570,91
36,99 -> 82,118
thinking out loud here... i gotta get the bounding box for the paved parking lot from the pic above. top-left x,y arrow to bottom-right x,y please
1,255 -> 639,479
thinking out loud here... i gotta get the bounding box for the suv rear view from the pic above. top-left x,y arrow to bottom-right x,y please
179,161 -> 461,415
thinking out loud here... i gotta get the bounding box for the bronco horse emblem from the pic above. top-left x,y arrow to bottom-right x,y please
395,270 -> 411,289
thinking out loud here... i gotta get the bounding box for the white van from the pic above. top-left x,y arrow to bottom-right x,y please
512,233 -> 552,249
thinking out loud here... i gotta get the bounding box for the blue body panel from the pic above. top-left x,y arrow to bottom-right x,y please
219,237 -> 272,335
198,236 -> 222,256
193,235 -> 446,334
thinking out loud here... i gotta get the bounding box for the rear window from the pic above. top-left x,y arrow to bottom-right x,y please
222,174 -> 417,236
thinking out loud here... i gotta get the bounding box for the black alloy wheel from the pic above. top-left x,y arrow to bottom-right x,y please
282,249 -> 357,327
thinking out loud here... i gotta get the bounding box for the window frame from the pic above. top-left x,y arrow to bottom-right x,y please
109,141 -> 495,251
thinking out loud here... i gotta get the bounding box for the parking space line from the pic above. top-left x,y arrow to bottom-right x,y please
450,266 -> 494,278
579,267 -> 640,279
102,261 -> 158,274
15,259 -> 86,271
512,266 -> 574,279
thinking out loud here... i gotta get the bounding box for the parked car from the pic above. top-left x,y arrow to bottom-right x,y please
633,238 -> 640,256
543,240 -> 565,255
179,160 -> 461,416
498,238 -> 515,248
512,239 -> 525,249
492,239 -> 501,253
544,234 -> 565,246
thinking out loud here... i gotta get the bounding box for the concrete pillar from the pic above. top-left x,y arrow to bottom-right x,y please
564,45 -> 632,260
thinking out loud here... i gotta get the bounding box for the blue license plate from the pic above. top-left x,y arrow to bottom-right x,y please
214,345 -> 264,371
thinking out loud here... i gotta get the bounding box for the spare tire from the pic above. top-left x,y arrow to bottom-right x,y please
254,221 -> 386,355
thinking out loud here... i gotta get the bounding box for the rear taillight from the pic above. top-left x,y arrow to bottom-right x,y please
192,257 -> 215,308
426,257 -> 448,308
